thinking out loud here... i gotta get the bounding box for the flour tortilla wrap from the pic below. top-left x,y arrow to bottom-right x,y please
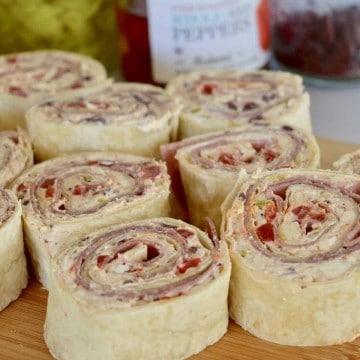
0,127 -> 33,187
44,217 -> 231,360
333,149 -> 360,175
0,50 -> 110,130
11,152 -> 170,289
0,189 -> 27,311
222,168 -> 360,346
26,82 -> 179,161
161,124 -> 319,230
166,70 -> 311,139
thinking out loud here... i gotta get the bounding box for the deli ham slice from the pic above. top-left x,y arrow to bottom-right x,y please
222,168 -> 360,346
26,82 -> 180,161
0,50 -> 110,130
10,152 -> 170,289
166,70 -> 311,139
44,217 -> 231,360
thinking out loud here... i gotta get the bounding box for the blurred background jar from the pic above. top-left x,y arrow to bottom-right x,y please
270,0 -> 360,87
117,0 -> 271,84
0,0 -> 119,74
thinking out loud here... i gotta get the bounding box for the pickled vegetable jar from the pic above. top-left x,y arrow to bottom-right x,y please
0,0 -> 119,74
271,0 -> 360,86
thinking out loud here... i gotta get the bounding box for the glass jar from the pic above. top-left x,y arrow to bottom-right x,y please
271,0 -> 360,86
0,0 -> 119,74
117,0 -> 271,84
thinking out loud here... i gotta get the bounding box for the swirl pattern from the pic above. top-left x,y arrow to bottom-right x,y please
45,218 -> 231,360
166,70 -> 311,138
162,124 -> 319,230
12,152 -> 170,288
26,83 -> 179,160
0,50 -> 107,97
223,169 -> 360,345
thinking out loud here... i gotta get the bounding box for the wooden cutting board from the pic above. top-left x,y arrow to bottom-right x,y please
0,137 -> 359,360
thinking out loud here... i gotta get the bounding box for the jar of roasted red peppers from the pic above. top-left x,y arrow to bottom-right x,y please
117,0 -> 270,84
271,0 -> 360,86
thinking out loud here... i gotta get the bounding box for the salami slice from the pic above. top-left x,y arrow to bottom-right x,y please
222,168 -> 360,345
0,50 -> 110,130
0,189 -> 27,311
44,217 -> 231,360
11,152 -> 170,288
161,124 -> 320,230
166,70 -> 311,139
26,83 -> 180,161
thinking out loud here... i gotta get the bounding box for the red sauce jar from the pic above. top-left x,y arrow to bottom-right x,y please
271,0 -> 360,86
117,0 -> 270,84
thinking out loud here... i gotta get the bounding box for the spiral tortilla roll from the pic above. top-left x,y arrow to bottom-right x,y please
44,217 -> 230,360
333,149 -> 360,175
222,168 -> 360,346
0,189 -> 27,311
162,124 -> 320,230
0,127 -> 33,187
0,50 -> 111,130
26,83 -> 179,161
11,152 -> 170,289
166,70 -> 311,139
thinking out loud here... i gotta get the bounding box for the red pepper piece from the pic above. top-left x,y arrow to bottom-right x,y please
177,258 -> 201,274
9,86 -> 27,97
45,186 -> 55,198
97,255 -> 110,268
202,84 -> 217,95
256,223 -> 274,242
264,202 -> 277,222
218,152 -> 236,165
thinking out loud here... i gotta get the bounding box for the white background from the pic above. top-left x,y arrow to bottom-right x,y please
307,85 -> 360,145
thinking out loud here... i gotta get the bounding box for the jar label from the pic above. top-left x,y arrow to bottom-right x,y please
147,0 -> 270,83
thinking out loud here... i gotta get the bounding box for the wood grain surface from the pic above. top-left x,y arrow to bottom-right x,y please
0,138 -> 359,360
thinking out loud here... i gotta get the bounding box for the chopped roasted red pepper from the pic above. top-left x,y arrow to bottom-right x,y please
45,186 -> 55,198
218,152 -> 236,165
202,84 -> 217,95
264,149 -> 277,162
97,255 -> 110,268
40,178 -> 55,189
9,86 -> 27,97
264,202 -> 277,222
177,258 -> 201,274
256,223 -> 274,242
146,245 -> 159,261
292,205 -> 325,221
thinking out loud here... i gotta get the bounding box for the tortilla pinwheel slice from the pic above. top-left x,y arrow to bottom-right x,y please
0,127 -> 33,187
26,83 -> 180,161
0,189 -> 27,311
0,50 -> 110,130
44,217 -> 231,360
333,149 -> 360,175
161,124 -> 320,230
11,152 -> 170,289
222,168 -> 360,346
166,70 -> 311,139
